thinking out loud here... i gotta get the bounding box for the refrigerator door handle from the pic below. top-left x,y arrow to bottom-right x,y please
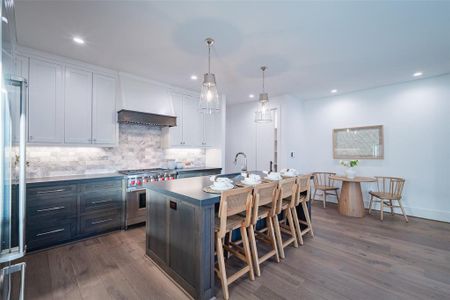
17,77 -> 27,257
0,77 -> 27,263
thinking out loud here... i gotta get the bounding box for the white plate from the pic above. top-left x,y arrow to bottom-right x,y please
210,184 -> 234,191
264,176 -> 281,181
281,174 -> 297,177
241,180 -> 261,186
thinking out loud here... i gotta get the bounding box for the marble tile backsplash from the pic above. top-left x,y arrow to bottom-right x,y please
23,124 -> 206,178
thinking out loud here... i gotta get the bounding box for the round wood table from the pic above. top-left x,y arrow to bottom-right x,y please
330,175 -> 376,217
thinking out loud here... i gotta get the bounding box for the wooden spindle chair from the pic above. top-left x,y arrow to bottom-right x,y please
273,177 -> 299,259
368,176 -> 408,222
312,172 -> 340,208
215,187 -> 255,300
292,174 -> 314,245
247,182 -> 280,277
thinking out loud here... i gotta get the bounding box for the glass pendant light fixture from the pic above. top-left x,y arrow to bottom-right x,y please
199,37 -> 220,114
254,66 -> 273,123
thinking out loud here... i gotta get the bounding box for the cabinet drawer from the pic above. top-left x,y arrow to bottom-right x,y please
27,184 -> 77,199
27,219 -> 76,251
79,210 -> 122,235
79,179 -> 123,193
27,194 -> 77,223
80,189 -> 123,213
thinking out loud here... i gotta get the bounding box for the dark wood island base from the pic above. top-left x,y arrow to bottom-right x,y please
145,176 -> 221,300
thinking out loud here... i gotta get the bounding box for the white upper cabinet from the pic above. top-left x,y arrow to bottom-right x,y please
28,57 -> 64,143
64,66 -> 93,144
162,92 -> 221,148
202,112 -> 216,147
119,73 -> 174,116
163,93 -> 183,146
92,74 -> 117,145
181,95 -> 202,147
24,51 -> 118,146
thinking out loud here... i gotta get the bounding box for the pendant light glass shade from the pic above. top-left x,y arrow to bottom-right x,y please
254,101 -> 272,123
254,66 -> 272,123
199,38 -> 220,114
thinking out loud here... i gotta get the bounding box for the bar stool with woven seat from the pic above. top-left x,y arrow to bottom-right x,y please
247,181 -> 280,277
292,174 -> 314,245
312,172 -> 340,208
368,176 -> 408,222
215,187 -> 255,300
273,177 -> 299,259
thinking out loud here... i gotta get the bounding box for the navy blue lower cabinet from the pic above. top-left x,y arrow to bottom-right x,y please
25,177 -> 124,252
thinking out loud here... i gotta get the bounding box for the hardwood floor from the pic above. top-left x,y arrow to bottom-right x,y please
19,202 -> 450,300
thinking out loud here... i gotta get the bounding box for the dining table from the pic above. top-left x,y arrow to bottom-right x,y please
329,175 -> 376,217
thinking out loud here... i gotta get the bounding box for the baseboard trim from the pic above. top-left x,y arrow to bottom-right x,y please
312,197 -> 450,223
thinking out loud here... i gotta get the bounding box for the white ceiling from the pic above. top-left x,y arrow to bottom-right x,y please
15,1 -> 450,104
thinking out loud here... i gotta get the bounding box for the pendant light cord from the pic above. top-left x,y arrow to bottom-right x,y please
262,68 -> 265,92
208,44 -> 211,74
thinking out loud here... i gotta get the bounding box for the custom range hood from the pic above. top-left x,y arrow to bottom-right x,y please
117,110 -> 177,127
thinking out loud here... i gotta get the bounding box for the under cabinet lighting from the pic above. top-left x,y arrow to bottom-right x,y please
73,36 -> 85,45
413,72 -> 423,77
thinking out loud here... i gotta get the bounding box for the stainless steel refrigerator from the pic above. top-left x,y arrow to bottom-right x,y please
1,0 -> 27,299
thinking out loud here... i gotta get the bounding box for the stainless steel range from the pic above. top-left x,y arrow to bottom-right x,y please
119,168 -> 177,228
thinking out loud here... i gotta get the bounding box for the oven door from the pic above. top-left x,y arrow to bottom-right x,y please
125,189 -> 147,228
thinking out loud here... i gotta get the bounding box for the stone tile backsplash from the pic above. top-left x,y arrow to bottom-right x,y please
23,124 -> 206,178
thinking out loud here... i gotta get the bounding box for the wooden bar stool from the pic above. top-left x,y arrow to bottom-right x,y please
247,182 -> 280,277
215,187 -> 255,300
312,172 -> 340,208
368,176 -> 408,222
292,175 -> 314,245
273,177 -> 299,259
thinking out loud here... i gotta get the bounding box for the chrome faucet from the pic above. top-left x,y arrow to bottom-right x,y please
234,152 -> 248,172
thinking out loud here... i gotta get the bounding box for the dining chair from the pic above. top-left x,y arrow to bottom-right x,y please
368,176 -> 408,222
312,172 -> 340,208
273,177 -> 299,259
215,187 -> 255,300
292,174 -> 314,245
247,181 -> 280,277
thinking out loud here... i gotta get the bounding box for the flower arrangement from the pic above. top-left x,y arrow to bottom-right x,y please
340,160 -> 359,168
340,160 -> 359,178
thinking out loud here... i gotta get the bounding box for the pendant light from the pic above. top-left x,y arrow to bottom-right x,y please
254,66 -> 273,123
199,37 -> 220,114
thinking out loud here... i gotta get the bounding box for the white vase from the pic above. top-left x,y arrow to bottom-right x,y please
345,168 -> 356,179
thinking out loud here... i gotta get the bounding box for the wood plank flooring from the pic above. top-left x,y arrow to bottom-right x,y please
18,202 -> 450,300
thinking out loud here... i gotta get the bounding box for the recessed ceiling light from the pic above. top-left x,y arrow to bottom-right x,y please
73,36 -> 85,45
413,72 -> 423,77
331,89 -> 338,94
190,75 -> 198,80
249,94 -> 255,98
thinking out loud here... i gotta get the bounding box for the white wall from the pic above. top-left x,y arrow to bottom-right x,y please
226,74 -> 450,222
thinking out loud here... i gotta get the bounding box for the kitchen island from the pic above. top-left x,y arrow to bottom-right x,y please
145,175 -> 221,300
144,173 -> 312,300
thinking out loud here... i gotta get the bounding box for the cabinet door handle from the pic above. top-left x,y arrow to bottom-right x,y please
36,206 -> 65,212
36,228 -> 65,237
37,188 -> 65,195
91,218 -> 113,225
91,199 -> 112,205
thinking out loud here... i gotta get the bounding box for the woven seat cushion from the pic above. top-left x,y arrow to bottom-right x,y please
369,191 -> 400,200
315,185 -> 338,191
281,199 -> 291,210
215,215 -> 245,233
